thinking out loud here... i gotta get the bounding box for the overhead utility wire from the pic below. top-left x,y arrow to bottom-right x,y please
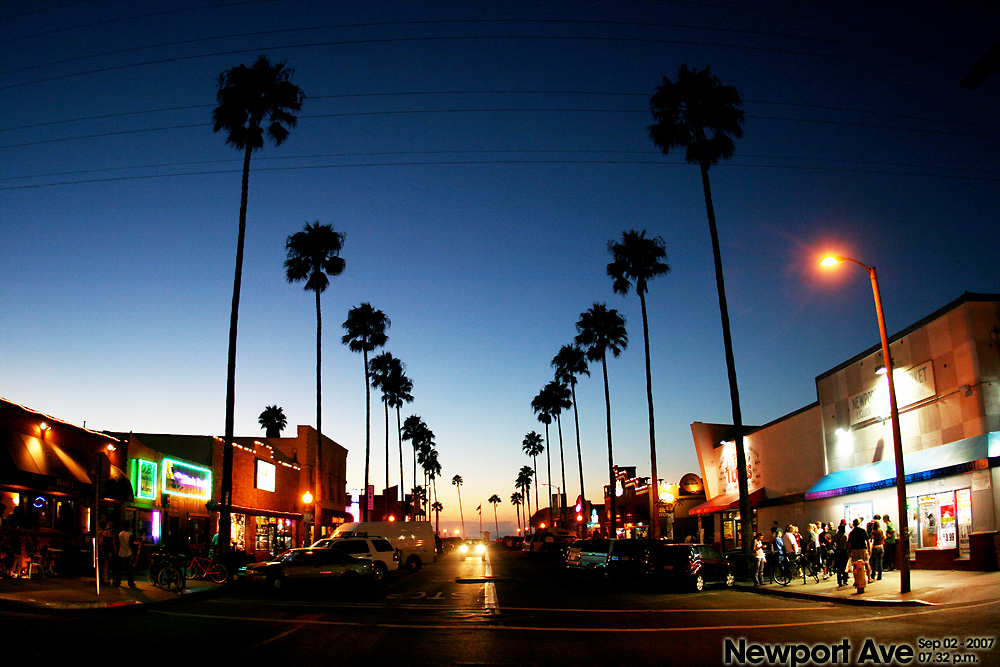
2,106 -> 994,151
3,157 -> 996,192
0,32 -> 967,92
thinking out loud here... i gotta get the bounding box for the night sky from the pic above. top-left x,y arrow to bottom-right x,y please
3,1 -> 997,536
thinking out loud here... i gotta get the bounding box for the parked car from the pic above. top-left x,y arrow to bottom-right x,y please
605,539 -> 655,579
647,543 -> 735,591
458,539 -> 487,561
566,538 -> 614,570
330,521 -> 437,571
311,536 -> 398,579
235,547 -> 376,591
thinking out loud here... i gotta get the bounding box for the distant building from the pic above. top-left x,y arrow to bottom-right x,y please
601,466 -> 706,540
691,292 -> 1000,570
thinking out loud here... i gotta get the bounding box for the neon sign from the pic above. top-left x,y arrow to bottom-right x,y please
136,459 -> 157,500
161,458 -> 212,499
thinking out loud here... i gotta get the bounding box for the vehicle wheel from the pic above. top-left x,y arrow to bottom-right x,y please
372,562 -> 387,581
693,574 -> 705,592
269,574 -> 285,591
158,566 -> 183,592
147,567 -> 159,586
406,556 -> 422,572
209,563 -> 228,584
183,564 -> 200,580
725,572 -> 735,588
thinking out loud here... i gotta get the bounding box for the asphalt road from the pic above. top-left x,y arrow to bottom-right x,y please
6,546 -> 999,665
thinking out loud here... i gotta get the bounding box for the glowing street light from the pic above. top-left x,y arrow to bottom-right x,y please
821,254 -> 910,594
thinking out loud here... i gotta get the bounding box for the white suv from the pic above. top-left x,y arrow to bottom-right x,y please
311,536 -> 398,579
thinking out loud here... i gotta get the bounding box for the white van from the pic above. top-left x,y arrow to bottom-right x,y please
331,521 -> 437,571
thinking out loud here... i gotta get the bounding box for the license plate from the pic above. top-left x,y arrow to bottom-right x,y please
662,565 -> 673,570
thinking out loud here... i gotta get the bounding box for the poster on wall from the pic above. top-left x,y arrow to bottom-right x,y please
907,496 -> 918,559
918,494 -> 938,548
957,488 -> 972,559
937,491 -> 956,548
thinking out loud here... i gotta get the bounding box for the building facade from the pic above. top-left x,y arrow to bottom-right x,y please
692,293 -> 1000,570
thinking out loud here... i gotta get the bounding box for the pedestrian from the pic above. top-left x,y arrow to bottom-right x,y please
98,521 -> 116,585
883,514 -> 896,571
114,520 -> 136,588
869,519 -> 885,581
753,533 -> 766,586
834,522 -> 850,586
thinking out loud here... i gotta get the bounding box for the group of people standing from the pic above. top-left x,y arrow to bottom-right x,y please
753,514 -> 896,588
98,520 -> 141,588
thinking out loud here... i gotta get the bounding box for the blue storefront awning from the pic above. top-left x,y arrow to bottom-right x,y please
805,433 -> 995,500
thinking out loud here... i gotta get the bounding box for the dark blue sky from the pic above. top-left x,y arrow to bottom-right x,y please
2,1 -> 997,534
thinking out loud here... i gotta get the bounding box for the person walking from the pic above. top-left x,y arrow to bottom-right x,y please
98,521 -> 116,585
883,514 -> 896,571
753,533 -> 766,586
114,520 -> 136,588
869,519 -> 885,581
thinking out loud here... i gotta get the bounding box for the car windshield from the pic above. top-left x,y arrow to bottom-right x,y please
658,546 -> 696,563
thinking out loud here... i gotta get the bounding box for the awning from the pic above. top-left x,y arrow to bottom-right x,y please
805,433 -> 992,500
690,488 -> 766,515
1,431 -> 92,493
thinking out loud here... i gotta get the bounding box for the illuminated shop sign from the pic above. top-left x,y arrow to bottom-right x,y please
256,459 -> 275,492
849,361 -> 935,425
162,458 -> 212,499
136,459 -> 157,500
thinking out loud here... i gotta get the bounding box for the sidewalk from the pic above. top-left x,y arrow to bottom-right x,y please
735,567 -> 1000,606
0,571 -> 223,611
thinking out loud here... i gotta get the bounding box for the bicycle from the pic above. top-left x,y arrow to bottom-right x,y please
794,552 -> 821,584
184,552 -> 228,583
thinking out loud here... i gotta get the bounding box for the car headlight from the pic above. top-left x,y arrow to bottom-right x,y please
459,544 -> 468,553
475,545 -> 485,554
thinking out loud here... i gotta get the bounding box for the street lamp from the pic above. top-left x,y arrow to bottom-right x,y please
821,254 -> 911,594
302,491 -> 314,546
540,482 -> 561,528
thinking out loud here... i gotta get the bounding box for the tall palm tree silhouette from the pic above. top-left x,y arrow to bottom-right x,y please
649,64 -> 749,552
285,221 -> 345,515
452,475 -> 465,537
510,491 -> 523,535
516,465 -> 534,533
530,388 -> 554,517
213,55 -> 304,555
575,303 -> 628,536
369,351 -> 404,510
521,431 -> 544,513
552,344 -> 589,512
608,229 -> 670,539
342,303 -> 390,521
258,405 -> 286,438
543,380 -> 571,523
488,494 -> 502,538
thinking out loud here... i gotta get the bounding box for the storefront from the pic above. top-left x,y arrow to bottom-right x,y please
690,293 -> 1000,569
1,399 -> 132,578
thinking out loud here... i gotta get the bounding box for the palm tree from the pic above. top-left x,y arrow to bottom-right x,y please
510,491 -> 523,535
608,229 -> 670,539
649,64 -> 749,553
452,475 -> 465,537
403,415 -> 430,498
575,303 -> 628,536
521,431 -> 544,513
258,405 -> 287,438
369,351 -> 404,509
516,465 -> 534,533
529,389 -> 554,518
213,55 -> 304,555
488,494 -> 502,538
552,344 -> 589,515
543,380 -> 571,523
423,448 -> 441,525
285,221 -> 346,513
431,501 -> 444,535
342,303 -> 390,521
411,485 -> 427,521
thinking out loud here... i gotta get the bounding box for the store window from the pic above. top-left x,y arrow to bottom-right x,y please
255,517 -> 295,555
912,489 -> 969,549
844,502 -> 873,527
188,515 -> 210,552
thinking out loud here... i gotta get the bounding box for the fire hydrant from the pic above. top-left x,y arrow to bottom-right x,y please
852,559 -> 869,593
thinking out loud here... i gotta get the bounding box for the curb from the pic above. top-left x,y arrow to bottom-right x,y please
0,581 -> 225,612
734,583 -> 933,607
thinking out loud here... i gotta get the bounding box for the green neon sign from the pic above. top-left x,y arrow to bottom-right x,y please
161,458 -> 212,499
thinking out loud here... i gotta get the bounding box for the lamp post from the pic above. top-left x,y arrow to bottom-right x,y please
821,255 -> 911,594
302,491 -> 314,546
540,482 -> 561,528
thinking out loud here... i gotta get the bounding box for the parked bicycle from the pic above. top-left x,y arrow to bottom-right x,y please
147,550 -> 185,591
773,553 -> 820,586
184,552 -> 228,583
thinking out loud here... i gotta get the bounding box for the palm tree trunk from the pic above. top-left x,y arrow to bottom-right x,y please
315,287 -> 323,516
457,487 -> 465,537
602,354 -> 616,536
493,506 -> 499,538
701,161 -> 750,556
219,141 -> 253,559
363,350 -> 371,522
639,291 -> 659,540
543,425 -> 552,524
556,414 -> 567,523
396,406 -> 405,517
571,381 -> 585,514
532,455 -> 540,515
384,398 -> 390,516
